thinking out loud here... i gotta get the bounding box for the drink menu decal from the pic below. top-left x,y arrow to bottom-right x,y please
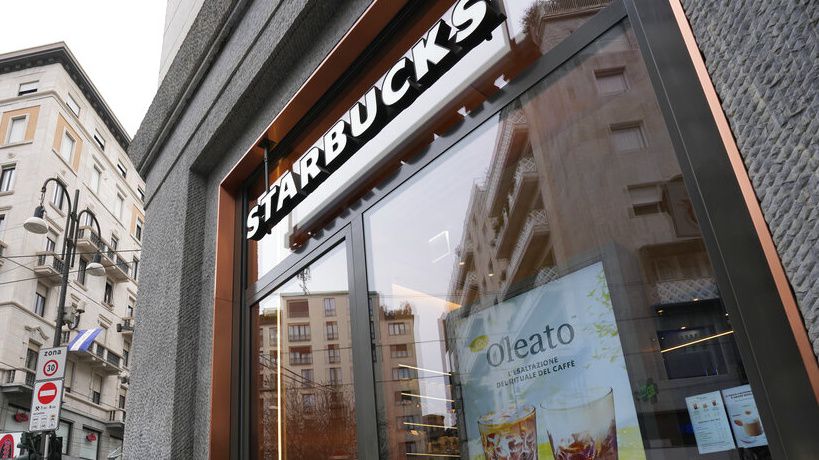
449,263 -> 645,460
684,391 -> 735,454
721,385 -> 767,448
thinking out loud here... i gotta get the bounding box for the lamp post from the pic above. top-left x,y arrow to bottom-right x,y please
24,177 -> 105,347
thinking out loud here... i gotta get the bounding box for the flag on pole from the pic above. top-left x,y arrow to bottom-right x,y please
67,328 -> 102,352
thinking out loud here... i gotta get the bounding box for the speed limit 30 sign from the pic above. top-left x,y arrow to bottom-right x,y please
34,347 -> 67,381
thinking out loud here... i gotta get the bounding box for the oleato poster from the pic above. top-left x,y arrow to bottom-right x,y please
450,263 -> 645,460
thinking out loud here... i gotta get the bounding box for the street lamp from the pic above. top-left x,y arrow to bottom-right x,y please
25,177 -> 106,347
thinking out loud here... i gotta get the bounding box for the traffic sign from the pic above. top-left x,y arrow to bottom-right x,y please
29,380 -> 63,432
0,432 -> 21,458
34,347 -> 67,382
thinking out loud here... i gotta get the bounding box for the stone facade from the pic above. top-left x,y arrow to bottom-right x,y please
682,0 -> 819,358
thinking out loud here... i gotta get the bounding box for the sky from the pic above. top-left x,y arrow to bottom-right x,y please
0,1 -> 166,137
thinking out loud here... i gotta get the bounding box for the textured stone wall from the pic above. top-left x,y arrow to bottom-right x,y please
124,1 -> 371,458
682,0 -> 819,359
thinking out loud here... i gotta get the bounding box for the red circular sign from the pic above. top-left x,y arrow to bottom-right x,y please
37,381 -> 58,405
43,359 -> 58,377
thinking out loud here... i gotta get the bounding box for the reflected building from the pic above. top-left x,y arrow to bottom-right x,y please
448,3 -> 742,453
371,300 -> 458,458
257,292 -> 356,459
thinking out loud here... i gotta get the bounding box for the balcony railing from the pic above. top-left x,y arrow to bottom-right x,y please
33,252 -> 64,285
290,354 -> 312,366
288,334 -> 311,342
106,351 -> 122,368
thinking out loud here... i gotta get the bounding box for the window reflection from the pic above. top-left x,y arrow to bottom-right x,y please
364,20 -> 768,460
253,244 -> 357,459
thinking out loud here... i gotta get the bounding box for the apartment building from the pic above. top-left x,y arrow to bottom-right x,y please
0,43 -> 143,459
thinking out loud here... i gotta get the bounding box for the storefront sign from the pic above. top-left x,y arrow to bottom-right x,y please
685,391 -> 736,454
246,0 -> 504,240
450,263 -> 645,460
721,385 -> 768,448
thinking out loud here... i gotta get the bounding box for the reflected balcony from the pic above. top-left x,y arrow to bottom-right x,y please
33,251 -> 64,286
504,209 -> 551,296
652,277 -> 719,305
494,156 -> 540,258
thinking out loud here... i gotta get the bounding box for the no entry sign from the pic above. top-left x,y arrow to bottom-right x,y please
34,347 -> 67,381
37,382 -> 58,404
29,380 -> 63,432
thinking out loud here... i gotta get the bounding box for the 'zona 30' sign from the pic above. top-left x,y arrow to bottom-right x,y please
246,0 -> 504,240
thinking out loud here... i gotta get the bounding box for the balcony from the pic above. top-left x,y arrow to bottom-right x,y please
504,209 -> 551,296
494,157 -> 540,258
289,354 -> 312,366
106,409 -> 126,436
73,343 -> 125,376
0,368 -> 36,394
105,254 -> 130,282
117,318 -> 134,337
33,251 -> 64,286
75,227 -> 102,254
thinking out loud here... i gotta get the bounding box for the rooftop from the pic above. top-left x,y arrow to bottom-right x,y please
0,42 -> 131,150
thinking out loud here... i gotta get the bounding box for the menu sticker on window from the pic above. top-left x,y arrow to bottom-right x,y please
721,385 -> 768,448
449,262 -> 645,460
684,391 -> 736,454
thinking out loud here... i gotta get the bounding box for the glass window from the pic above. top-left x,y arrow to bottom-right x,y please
287,299 -> 309,318
116,162 -> 127,178
79,428 -> 99,460
114,194 -> 124,220
288,324 -> 311,342
34,285 -> 47,317
0,214 -> 6,236
56,420 -> 71,454
60,130 -> 75,162
90,165 -> 101,194
93,129 -> 106,150
135,218 -> 144,241
18,81 -> 38,96
66,95 -> 81,116
325,321 -> 338,341
133,257 -> 140,280
104,281 -> 113,305
25,345 -> 38,370
8,116 -> 26,143
90,374 -> 102,404
77,258 -> 88,285
137,187 -> 145,202
52,182 -> 66,211
323,297 -> 336,316
252,244 -> 356,459
0,165 -> 15,192
362,22 -> 766,459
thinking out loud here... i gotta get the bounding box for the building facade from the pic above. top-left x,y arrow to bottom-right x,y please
126,0 -> 818,459
0,44 -> 144,458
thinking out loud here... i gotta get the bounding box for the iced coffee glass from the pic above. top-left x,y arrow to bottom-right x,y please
541,387 -> 617,460
478,405 -> 538,460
